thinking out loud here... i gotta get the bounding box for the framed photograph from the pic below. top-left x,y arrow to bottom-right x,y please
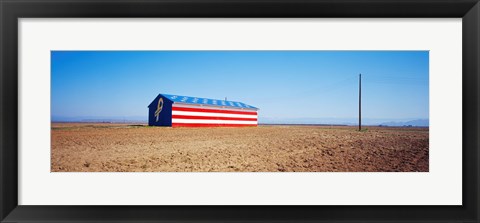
1,0 -> 479,222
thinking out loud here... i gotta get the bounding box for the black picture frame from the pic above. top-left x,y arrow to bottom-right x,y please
1,0 -> 479,222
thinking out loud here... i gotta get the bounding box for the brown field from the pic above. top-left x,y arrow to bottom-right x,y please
51,123 -> 429,172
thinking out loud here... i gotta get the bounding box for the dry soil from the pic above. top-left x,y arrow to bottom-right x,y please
51,123 -> 429,172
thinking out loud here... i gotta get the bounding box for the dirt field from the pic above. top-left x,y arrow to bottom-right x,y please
51,123 -> 429,172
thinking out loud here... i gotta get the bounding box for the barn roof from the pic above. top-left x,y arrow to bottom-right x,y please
150,93 -> 258,110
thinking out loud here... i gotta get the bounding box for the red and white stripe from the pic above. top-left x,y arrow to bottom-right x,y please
171,104 -> 258,127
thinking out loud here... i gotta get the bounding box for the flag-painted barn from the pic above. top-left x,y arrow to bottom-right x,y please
148,93 -> 259,127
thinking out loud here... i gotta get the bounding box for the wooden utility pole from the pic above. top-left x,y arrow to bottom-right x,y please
359,73 -> 362,131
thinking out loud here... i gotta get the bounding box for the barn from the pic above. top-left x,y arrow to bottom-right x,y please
148,93 -> 259,127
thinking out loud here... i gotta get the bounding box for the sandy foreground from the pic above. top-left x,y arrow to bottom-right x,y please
51,123 -> 429,172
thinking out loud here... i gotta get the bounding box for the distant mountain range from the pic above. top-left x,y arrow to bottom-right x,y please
258,117 -> 429,127
378,119 -> 429,127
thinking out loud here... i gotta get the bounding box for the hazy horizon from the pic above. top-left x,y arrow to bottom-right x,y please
51,115 -> 429,127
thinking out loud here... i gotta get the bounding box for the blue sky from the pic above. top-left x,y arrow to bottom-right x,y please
51,51 -> 429,124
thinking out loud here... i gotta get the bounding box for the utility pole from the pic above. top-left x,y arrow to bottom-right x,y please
359,73 -> 362,131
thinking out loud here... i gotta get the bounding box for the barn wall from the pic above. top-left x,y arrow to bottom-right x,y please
148,95 -> 173,126
171,104 -> 258,127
